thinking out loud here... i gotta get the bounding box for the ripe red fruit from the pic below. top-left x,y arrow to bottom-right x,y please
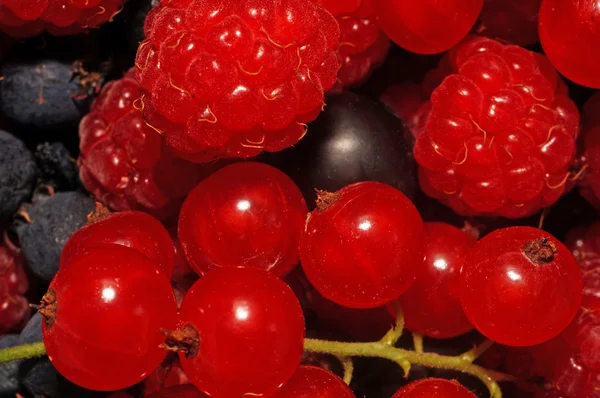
178,162 -> 307,277
414,36 -> 579,218
174,267 -> 305,397
41,246 -> 178,391
565,223 -> 600,310
0,0 -> 125,38
271,365 -> 355,397
146,385 -> 207,398
476,0 -> 541,47
135,0 -> 340,161
580,95 -> 600,212
79,69 -> 215,221
300,181 -> 424,308
375,0 -> 483,54
398,222 -> 475,339
539,0 -> 600,88
392,378 -> 476,397
458,227 -> 582,346
0,245 -> 29,333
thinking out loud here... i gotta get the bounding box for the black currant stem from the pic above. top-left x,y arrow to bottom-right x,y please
0,342 -> 46,363
337,356 -> 354,385
303,338 -> 514,398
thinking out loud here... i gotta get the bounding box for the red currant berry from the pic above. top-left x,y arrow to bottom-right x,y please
375,0 -> 483,54
173,267 -> 305,397
178,162 -> 307,277
458,227 -> 582,346
61,210 -> 175,278
0,294 -> 29,333
300,181 -> 424,308
476,0 -> 541,46
0,246 -> 28,296
392,378 -> 476,397
41,246 -> 178,391
143,356 -> 191,396
146,385 -> 207,398
398,222 -> 475,339
271,365 -> 355,397
539,0 -> 600,88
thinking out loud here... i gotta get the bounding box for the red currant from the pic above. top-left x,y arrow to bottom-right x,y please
477,0 -> 541,46
392,378 -> 476,397
375,0 -> 483,54
61,210 -> 175,278
146,385 -> 207,397
174,267 -> 305,397
300,181 -> 424,308
458,227 -> 582,346
398,222 -> 475,339
41,246 -> 178,391
539,0 -> 600,88
178,162 -> 307,277
271,365 -> 355,397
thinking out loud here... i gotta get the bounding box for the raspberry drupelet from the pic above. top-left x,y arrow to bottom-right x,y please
414,36 -> 580,218
135,0 -> 340,162
0,0 -> 125,38
79,69 -> 215,221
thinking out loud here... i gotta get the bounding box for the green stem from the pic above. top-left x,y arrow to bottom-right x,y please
304,338 -> 514,398
412,333 -> 424,354
337,356 -> 354,385
0,342 -> 46,363
461,339 -> 495,363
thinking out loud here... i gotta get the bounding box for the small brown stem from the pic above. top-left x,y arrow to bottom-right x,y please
315,189 -> 341,212
86,202 -> 112,224
38,289 -> 57,328
160,324 -> 200,359
522,238 -> 557,265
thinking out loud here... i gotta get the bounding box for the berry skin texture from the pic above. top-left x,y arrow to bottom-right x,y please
42,246 -> 178,391
146,385 -> 207,397
178,162 -> 307,277
34,142 -> 80,192
392,378 -> 476,398
79,68 -> 214,221
135,0 -> 340,161
0,0 -> 125,38
375,0 -> 483,54
414,36 -> 580,218
271,365 -> 355,398
0,246 -> 29,334
398,222 -> 475,339
0,130 -> 37,222
176,267 -> 305,398
476,0 -> 541,47
300,181 -> 424,309
458,227 -> 582,346
61,210 -> 175,278
539,0 -> 600,88
566,223 -> 600,310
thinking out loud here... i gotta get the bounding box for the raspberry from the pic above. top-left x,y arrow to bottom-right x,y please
318,0 -> 390,89
0,0 -> 125,38
414,36 -> 580,218
135,0 -> 340,161
79,69 -> 215,221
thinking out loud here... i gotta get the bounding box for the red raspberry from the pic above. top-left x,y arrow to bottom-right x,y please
0,0 -> 125,38
414,36 -> 580,218
135,0 -> 340,161
318,0 -> 390,89
79,69 -> 215,220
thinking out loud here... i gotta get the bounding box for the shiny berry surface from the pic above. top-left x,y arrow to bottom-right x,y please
459,227 -> 582,346
300,181 -> 424,308
79,69 -> 213,220
565,223 -> 600,310
177,267 -> 305,397
271,365 -> 355,397
375,0 -> 483,54
146,385 -> 207,398
136,0 -> 340,161
61,211 -> 175,278
414,36 -> 579,218
539,0 -> 600,88
398,222 -> 475,339
42,246 -> 178,391
179,162 -> 307,277
0,246 -> 29,333
477,0 -> 541,46
392,378 -> 477,397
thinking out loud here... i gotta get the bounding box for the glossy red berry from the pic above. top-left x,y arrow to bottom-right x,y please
398,222 -> 475,339
0,0 -> 125,38
42,246 -> 178,391
135,0 -> 340,161
458,227 -> 582,346
146,385 -> 207,398
565,223 -> 600,310
271,365 -> 355,397
175,267 -> 305,397
414,36 -> 579,218
0,245 -> 29,333
375,0 -> 483,54
79,69 -> 215,221
392,378 -> 477,397
143,356 -> 190,396
476,0 -> 541,46
539,0 -> 600,88
300,181 -> 424,308
179,162 -> 307,277
61,210 -> 175,278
